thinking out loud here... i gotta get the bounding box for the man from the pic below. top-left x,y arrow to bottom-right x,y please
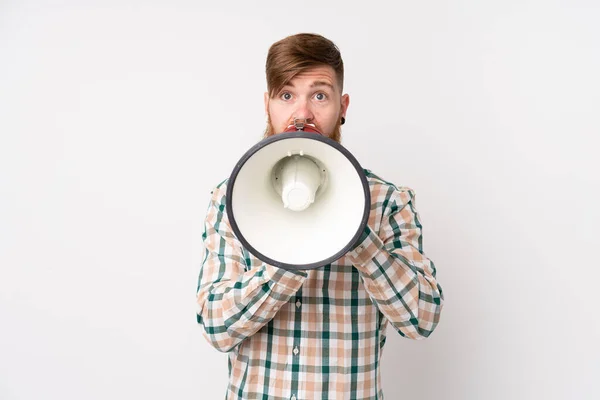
197,33 -> 444,399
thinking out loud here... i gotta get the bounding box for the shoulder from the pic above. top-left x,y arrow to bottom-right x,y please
363,169 -> 416,207
205,178 -> 230,208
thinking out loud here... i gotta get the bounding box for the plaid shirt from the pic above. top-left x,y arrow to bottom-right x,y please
196,169 -> 444,400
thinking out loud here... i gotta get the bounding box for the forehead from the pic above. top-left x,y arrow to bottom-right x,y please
286,66 -> 339,90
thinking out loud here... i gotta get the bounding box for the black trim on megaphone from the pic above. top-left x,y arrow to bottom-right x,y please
226,131 -> 371,271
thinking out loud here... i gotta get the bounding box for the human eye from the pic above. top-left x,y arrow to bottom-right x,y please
314,92 -> 328,101
280,91 -> 293,101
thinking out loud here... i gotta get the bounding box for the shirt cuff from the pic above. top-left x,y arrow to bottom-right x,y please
264,265 -> 307,293
347,225 -> 386,269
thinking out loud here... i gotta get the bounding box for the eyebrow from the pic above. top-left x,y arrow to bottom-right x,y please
310,81 -> 335,90
282,81 -> 335,90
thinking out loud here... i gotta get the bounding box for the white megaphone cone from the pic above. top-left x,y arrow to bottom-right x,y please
226,125 -> 370,271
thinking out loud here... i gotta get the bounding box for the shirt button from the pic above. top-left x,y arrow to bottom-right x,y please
293,346 -> 299,355
295,300 -> 301,308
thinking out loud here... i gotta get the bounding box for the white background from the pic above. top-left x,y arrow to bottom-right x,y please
1,1 -> 599,399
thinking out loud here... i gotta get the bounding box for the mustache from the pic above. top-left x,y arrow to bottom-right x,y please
264,113 -> 343,143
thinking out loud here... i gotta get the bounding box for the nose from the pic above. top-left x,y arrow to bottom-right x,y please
293,98 -> 314,122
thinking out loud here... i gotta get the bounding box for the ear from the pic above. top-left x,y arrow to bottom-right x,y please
264,92 -> 269,114
340,93 -> 350,118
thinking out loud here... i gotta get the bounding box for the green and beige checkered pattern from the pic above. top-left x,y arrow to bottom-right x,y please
196,169 -> 444,400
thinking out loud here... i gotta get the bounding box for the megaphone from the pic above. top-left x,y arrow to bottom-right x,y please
226,122 -> 370,271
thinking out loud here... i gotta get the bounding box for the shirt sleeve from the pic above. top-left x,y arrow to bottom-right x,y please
347,187 -> 444,340
196,183 -> 307,352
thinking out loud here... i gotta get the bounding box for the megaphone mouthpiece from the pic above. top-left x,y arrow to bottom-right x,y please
286,119 -> 322,135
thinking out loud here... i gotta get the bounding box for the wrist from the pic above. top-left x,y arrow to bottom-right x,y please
350,224 -> 372,252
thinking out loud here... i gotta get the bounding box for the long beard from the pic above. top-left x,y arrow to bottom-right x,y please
263,114 -> 342,143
